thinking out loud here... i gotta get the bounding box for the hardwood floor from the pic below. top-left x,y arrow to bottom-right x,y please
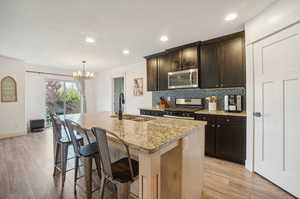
0,129 -> 295,199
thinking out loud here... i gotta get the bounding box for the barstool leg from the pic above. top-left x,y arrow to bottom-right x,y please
61,143 -> 68,188
53,142 -> 60,176
84,157 -> 92,199
94,155 -> 102,180
74,156 -> 79,194
99,176 -> 106,199
117,182 -> 130,199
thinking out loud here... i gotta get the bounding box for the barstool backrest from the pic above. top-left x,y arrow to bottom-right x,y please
51,114 -> 70,142
65,119 -> 85,157
92,127 -> 134,180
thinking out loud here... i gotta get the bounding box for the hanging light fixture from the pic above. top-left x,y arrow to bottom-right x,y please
73,61 -> 94,80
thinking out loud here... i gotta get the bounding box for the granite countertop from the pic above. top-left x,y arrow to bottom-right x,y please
69,112 -> 206,154
195,110 -> 247,117
140,107 -> 246,117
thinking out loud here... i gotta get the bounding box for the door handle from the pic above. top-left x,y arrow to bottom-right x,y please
253,112 -> 262,118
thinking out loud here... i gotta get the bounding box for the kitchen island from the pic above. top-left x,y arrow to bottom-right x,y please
72,112 -> 206,199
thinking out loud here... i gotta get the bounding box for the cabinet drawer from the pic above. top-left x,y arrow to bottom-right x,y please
216,116 -> 245,125
195,114 -> 216,124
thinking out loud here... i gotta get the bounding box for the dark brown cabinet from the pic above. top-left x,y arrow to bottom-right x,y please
195,114 -> 246,164
181,46 -> 198,70
167,50 -> 181,72
196,114 -> 216,156
200,43 -> 220,88
158,55 -> 170,90
219,36 -> 245,88
146,57 -> 158,91
145,32 -> 245,91
200,32 -> 245,89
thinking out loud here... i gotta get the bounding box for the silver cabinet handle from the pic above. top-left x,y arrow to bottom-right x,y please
217,124 -> 221,128
253,112 -> 262,118
211,124 -> 215,127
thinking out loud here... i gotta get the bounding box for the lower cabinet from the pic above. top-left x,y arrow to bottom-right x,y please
195,114 -> 246,164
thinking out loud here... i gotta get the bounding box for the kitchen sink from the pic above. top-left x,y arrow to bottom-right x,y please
110,114 -> 156,122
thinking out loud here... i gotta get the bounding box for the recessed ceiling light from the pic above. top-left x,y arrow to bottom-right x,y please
122,49 -> 130,55
225,13 -> 238,21
160,35 -> 169,42
85,36 -> 95,43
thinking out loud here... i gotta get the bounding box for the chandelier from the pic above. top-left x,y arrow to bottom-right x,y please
73,61 -> 94,80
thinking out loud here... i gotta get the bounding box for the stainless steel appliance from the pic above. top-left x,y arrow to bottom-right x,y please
163,98 -> 204,119
224,95 -> 243,112
168,69 -> 198,89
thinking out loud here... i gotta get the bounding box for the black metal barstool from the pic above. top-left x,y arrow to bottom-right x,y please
51,114 -> 84,188
92,127 -> 139,199
65,119 -> 101,198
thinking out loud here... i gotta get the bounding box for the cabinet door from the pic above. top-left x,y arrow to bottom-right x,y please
158,55 -> 170,90
168,50 -> 181,71
200,43 -> 220,88
215,117 -> 246,164
146,58 -> 158,91
195,114 -> 216,156
219,36 -> 245,88
205,124 -> 216,156
181,46 -> 198,70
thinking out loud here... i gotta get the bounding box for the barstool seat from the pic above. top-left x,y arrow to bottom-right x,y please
111,158 -> 139,183
79,142 -> 99,157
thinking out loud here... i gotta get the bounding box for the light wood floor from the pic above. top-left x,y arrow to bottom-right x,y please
0,130 -> 295,199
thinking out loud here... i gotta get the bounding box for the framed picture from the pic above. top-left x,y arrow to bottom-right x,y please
1,76 -> 17,102
133,78 -> 143,96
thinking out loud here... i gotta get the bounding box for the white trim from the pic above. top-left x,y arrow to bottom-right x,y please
0,131 -> 26,140
245,43 -> 255,171
111,76 -> 126,113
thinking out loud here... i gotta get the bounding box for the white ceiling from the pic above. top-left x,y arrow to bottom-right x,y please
0,0 -> 275,71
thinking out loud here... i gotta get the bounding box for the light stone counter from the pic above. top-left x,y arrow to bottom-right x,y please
195,109 -> 247,117
71,112 -> 206,154
68,112 -> 206,199
141,107 -> 247,117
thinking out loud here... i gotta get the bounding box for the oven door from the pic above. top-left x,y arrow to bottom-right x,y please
168,69 -> 198,89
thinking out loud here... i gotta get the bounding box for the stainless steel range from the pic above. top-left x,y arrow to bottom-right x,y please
163,98 -> 204,120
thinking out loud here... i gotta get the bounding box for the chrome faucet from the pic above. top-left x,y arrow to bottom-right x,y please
118,93 -> 125,120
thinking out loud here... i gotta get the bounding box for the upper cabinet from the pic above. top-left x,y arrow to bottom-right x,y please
157,55 -> 170,90
167,50 -> 181,72
145,31 -> 245,91
146,57 -> 158,91
200,43 -> 220,88
200,32 -> 245,89
181,46 -> 198,70
219,35 -> 245,88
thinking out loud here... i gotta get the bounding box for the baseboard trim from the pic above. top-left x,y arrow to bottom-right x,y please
0,132 -> 27,140
245,159 -> 254,172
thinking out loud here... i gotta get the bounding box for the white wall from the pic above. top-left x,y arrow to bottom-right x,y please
95,62 -> 152,115
245,0 -> 300,44
0,56 -> 26,138
26,65 -> 97,130
245,0 -> 300,171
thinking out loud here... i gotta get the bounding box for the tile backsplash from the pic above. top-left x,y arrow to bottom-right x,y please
152,87 -> 246,110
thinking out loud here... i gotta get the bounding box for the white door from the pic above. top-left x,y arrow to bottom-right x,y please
254,22 -> 300,197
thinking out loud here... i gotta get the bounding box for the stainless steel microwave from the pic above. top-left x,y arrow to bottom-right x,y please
168,69 -> 198,89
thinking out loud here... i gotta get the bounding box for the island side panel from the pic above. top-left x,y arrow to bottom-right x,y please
160,141 -> 182,199
139,152 -> 161,199
182,126 -> 205,199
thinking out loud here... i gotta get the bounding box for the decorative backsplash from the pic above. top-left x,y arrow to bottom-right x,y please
152,87 -> 246,110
